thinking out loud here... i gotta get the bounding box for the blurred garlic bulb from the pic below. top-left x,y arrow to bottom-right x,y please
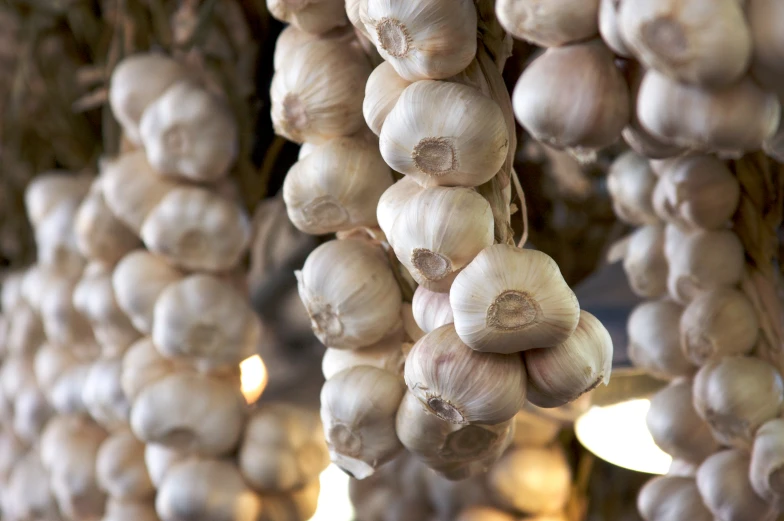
599,0 -> 631,56
74,181 -> 140,265
321,366 -> 404,478
23,171 -> 91,229
513,40 -> 629,151
623,225 -> 668,298
456,506 -> 519,521
5,303 -> 44,356
101,150 -> 180,233
296,239 -> 401,349
748,0 -> 784,95
322,334 -> 405,379
40,276 -> 94,347
0,428 -> 24,483
141,186 -> 250,272
697,449 -> 776,521
0,354 -> 36,404
646,379 -> 719,463
109,53 -> 188,144
13,385 -> 52,444
267,0 -> 347,34
627,299 -> 695,380
495,0 -> 599,47
49,363 -> 92,415
666,229 -> 744,304
619,0 -> 751,87
153,274 -> 261,366
131,372 -> 246,457
103,499 -> 160,521
96,430 -> 154,500
412,285 -> 453,334
82,357 -> 131,430
638,476 -> 713,521
652,155 -> 740,230
1,270 -> 23,311
376,176 -> 423,236
140,80 -> 237,182
34,343 -> 76,397
512,409 -> 562,447
283,136 -> 393,234
450,245 -> 580,353
680,288 -> 758,365
156,459 -> 262,521
33,201 -> 85,275
380,81 -> 508,188
361,0 -> 476,81
144,444 -> 185,488
6,452 -> 60,521
363,62 -> 412,135
270,39 -> 370,144
389,187 -> 493,292
607,150 -> 658,226
257,479 -> 321,521
404,324 -> 527,425
524,310 -> 613,408
488,446 -> 572,515
113,250 -> 184,334
637,70 -> 780,155
750,419 -> 784,508
693,357 -> 784,449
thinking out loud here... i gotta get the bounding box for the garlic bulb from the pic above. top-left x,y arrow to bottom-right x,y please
512,40 -> 629,151
113,250 -> 184,334
646,379 -> 719,463
512,409 -> 562,447
599,0 -> 631,56
270,39 -> 370,144
82,357 -> 131,431
139,80 -> 237,182
396,391 -> 514,479
34,343 -> 76,397
627,299 -> 695,380
379,81 -> 508,188
748,0 -> 784,95
696,449 -> 776,521
267,0 -> 347,35
663,222 -> 691,260
404,324 -> 526,425
33,201 -> 85,275
5,303 -> 44,356
109,53 -> 188,144
680,288 -> 758,365
376,176 -> 423,237
666,229 -> 745,304
450,245 -> 580,354
322,336 -> 405,379
0,355 -> 36,402
488,446 -> 572,515
637,476 -> 713,521
320,366 -> 405,479
283,136 -> 393,234
652,155 -> 740,230
103,499 -> 159,521
156,459 -> 262,521
1,271 -> 23,312
750,419 -> 784,508
121,337 -> 177,403
141,186 -> 251,272
389,187 -> 493,292
412,285 -> 454,334
693,356 -> 784,449
622,224 -> 668,298
144,444 -> 185,489
273,25 -> 323,71
49,363 -> 92,415
74,180 -> 140,265
361,0 -> 476,81
13,386 -> 52,444
23,171 -> 91,229
363,61 -> 412,135
296,238 -> 401,349
636,69 -> 780,155
6,452 -> 61,521
619,0 -> 751,87
495,0 -> 599,47
606,150 -> 659,226
524,310 -> 613,408
96,430 -> 154,500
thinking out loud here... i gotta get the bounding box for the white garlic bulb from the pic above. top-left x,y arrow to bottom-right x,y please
121,337 -> 178,403
320,366 -> 405,479
267,0 -> 347,35
376,176 -> 423,237
5,303 -> 44,357
638,476 -> 713,521
693,356 -> 784,449
361,0 -> 476,81
680,288 -> 759,365
363,62 -> 412,136
404,324 -> 527,425
33,344 -> 76,399
270,39 -> 370,144
283,136 -> 393,235
296,239 -> 402,349
322,333 -> 405,380
450,245 -> 580,354
96,430 -> 154,500
607,150 -> 659,226
273,25 -> 323,71
412,285 -> 454,334
380,81 -> 509,188
82,357 -> 131,431
627,299 -> 695,380
513,39 -> 629,151
139,80 -> 237,182
12,386 -> 52,444
646,379 -> 719,464
524,310 -> 613,408
388,187 -> 493,292
23,171 -> 92,229
599,0 -> 631,56
49,363 -> 92,415
495,0 -> 600,47
623,224 -> 668,298
750,419 -> 784,508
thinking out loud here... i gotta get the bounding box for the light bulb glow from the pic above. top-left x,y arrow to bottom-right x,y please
239,354 -> 268,404
309,464 -> 355,521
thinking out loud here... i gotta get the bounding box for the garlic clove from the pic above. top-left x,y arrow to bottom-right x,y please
622,224 -> 668,298
404,323 -> 527,425
363,61 -> 412,136
599,0 -> 632,57
361,0 -> 476,81
412,285 -> 454,334
379,80 -> 509,188
627,299 -> 695,380
82,356 -> 131,431
121,337 -> 177,403
376,176 -> 423,237
450,245 -> 580,354
524,310 -> 613,408
296,238 -> 402,349
646,378 -> 719,464
511,409 -> 562,447
607,150 -> 659,226
320,366 -> 405,479
267,0 -> 347,35
96,430 -> 154,501
283,136 -> 393,235
638,476 -> 713,521
495,0 -> 600,47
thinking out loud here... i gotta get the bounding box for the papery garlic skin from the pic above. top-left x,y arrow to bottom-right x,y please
750,419 -> 784,509
267,0 -> 347,35
404,324 -> 527,425
450,245 -> 580,354
495,0 -> 599,47
637,476 -> 713,521
380,81 -> 509,188
607,150 -> 659,226
628,299 -> 695,380
363,61 -> 412,136
412,285 -> 454,334
623,225 -> 668,298
376,176 -> 423,237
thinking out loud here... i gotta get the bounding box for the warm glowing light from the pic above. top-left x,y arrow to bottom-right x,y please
239,354 -> 268,404
309,464 -> 355,521
575,398 -> 672,475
